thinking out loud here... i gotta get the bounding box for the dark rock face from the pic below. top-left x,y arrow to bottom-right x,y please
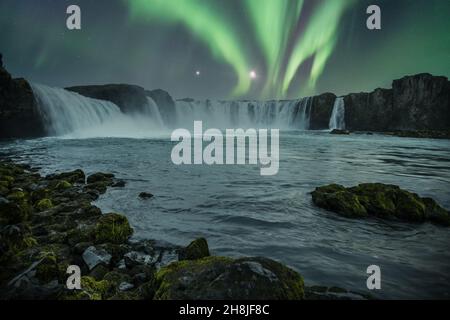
343,74 -> 450,132
146,89 -> 176,126
309,93 -> 336,130
312,183 -> 450,226
0,66 -> 44,139
344,88 -> 393,131
391,73 -> 450,130
67,84 -> 149,114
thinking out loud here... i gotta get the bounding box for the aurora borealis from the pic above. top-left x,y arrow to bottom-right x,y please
0,0 -> 449,99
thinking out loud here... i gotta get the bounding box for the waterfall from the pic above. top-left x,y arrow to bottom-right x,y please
31,83 -> 167,138
329,97 -> 346,130
31,82 -> 317,139
172,97 -> 312,130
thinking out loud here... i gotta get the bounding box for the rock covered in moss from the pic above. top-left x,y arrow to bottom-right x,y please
154,256 -> 304,300
94,213 -> 133,244
35,198 -> 53,212
178,238 -> 210,261
312,183 -> 450,226
87,172 -> 114,184
46,169 -> 85,184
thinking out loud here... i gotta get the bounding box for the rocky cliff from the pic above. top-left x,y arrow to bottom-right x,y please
66,84 -> 149,114
0,65 -> 44,139
309,93 -> 336,130
343,74 -> 450,132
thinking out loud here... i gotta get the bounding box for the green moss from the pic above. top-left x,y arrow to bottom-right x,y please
423,197 -> 450,226
35,251 -> 59,283
155,256 -> 304,300
36,198 -> 53,211
63,276 -> 112,300
7,191 -> 26,201
179,238 -> 210,261
94,213 -> 133,244
0,180 -> 9,188
55,180 -> 72,190
1,175 -> 14,184
395,190 -> 426,222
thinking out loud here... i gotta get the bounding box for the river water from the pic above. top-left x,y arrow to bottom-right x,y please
2,131 -> 450,299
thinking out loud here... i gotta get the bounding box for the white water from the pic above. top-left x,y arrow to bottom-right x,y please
31,83 -> 317,138
31,84 -> 168,139
329,97 -> 346,130
173,97 -> 312,130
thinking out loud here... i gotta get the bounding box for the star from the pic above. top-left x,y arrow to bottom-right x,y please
250,70 -> 257,79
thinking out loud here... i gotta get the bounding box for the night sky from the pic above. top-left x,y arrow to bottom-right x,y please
1,0 -> 449,100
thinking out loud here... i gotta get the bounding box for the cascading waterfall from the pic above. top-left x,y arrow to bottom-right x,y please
173,97 -> 312,130
31,83 -> 167,138
329,97 -> 346,130
31,82 -> 316,139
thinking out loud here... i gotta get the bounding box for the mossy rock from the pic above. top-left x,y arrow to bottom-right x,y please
6,191 -> 26,202
48,169 -> 85,184
312,189 -> 367,218
35,251 -> 60,283
423,197 -> 450,226
87,172 -> 114,184
312,183 -> 449,226
154,256 -> 304,300
62,276 -> 112,300
0,224 -> 37,262
0,198 -> 30,224
55,180 -> 72,190
94,213 -> 133,244
36,198 -> 53,212
178,238 -> 210,261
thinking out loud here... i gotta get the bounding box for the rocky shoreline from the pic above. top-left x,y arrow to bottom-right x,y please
1,159 -> 375,300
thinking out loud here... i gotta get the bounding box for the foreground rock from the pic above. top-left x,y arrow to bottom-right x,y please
3,159 -> 353,300
312,183 -> 450,226
154,256 -> 305,300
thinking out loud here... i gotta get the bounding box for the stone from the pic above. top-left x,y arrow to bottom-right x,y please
138,192 -> 154,199
94,213 -> 133,244
178,238 -> 210,261
312,183 -> 450,225
82,246 -> 112,270
154,256 -> 304,300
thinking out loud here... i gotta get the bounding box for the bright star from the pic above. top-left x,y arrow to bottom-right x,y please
250,70 -> 257,79
196,70 -> 201,76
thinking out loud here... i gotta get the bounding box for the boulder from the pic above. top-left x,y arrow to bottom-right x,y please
178,238 -> 210,261
154,256 -> 304,300
94,213 -> 133,244
312,183 -> 450,225
138,192 -> 154,199
82,246 -> 112,270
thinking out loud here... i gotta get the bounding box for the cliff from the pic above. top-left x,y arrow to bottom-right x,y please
0,65 -> 44,138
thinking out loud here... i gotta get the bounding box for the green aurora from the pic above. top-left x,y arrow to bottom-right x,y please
0,0 -> 449,99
